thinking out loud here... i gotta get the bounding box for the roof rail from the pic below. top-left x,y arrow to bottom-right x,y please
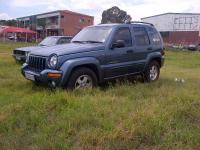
125,21 -> 154,26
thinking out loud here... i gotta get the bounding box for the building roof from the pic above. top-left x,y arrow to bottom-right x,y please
141,13 -> 200,20
17,10 -> 94,20
61,10 -> 93,18
0,26 -> 36,34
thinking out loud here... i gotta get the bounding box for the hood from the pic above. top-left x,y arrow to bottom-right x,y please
30,43 -> 105,57
15,45 -> 44,52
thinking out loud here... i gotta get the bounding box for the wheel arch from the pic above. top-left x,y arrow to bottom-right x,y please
145,52 -> 162,70
149,57 -> 162,67
59,57 -> 102,87
70,64 -> 100,82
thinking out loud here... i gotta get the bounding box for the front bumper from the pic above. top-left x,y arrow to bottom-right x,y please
13,54 -> 26,62
21,64 -> 63,86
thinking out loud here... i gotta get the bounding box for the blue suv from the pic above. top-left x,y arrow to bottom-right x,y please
22,22 -> 165,89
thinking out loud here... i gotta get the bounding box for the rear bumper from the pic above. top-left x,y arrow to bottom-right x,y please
21,64 -> 63,86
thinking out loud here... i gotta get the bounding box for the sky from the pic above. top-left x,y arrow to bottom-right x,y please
0,0 -> 200,24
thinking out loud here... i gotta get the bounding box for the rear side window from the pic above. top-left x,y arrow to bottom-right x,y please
148,27 -> 162,45
113,27 -> 132,47
133,27 -> 150,46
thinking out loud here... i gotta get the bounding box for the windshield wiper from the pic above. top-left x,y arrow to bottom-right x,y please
72,40 -> 103,44
84,41 -> 103,43
39,44 -> 46,46
72,41 -> 84,43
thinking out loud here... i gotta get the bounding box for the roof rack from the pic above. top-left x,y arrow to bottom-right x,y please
125,21 -> 154,26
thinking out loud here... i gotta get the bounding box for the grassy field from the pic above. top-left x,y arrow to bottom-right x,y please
0,42 -> 200,149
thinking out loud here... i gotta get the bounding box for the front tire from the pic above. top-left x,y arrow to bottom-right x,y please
144,61 -> 160,82
67,67 -> 97,90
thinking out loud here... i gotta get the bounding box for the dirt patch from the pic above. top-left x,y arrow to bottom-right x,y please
0,52 -> 10,55
190,116 -> 200,125
0,113 -> 8,123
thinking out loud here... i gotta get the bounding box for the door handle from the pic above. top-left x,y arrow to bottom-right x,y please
126,50 -> 133,53
147,47 -> 153,50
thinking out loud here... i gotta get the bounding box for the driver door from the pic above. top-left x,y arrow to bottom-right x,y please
104,27 -> 134,79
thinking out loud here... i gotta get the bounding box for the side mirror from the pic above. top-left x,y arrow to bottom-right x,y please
111,40 -> 125,49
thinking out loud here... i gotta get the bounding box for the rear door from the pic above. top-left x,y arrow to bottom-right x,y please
104,27 -> 134,78
132,26 -> 152,72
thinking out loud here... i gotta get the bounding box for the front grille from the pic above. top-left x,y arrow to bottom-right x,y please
28,55 -> 46,71
14,50 -> 25,55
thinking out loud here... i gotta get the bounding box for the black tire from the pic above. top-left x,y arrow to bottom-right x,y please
143,61 -> 160,82
67,67 -> 98,90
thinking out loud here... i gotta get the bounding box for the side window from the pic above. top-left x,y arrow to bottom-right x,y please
148,28 -> 162,45
58,38 -> 71,44
113,28 -> 132,47
63,38 -> 71,43
133,27 -> 150,46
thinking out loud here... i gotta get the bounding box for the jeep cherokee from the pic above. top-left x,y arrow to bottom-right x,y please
21,22 -> 165,89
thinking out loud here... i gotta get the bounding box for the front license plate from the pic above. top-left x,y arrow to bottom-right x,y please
25,72 -> 35,81
16,56 -> 21,60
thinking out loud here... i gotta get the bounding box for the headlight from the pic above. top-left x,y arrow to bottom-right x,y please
48,54 -> 58,68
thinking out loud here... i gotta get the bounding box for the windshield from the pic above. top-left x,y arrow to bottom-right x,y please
72,26 -> 113,43
39,37 -> 59,46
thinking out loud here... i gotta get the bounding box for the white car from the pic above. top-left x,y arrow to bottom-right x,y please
188,44 -> 200,51
13,36 -> 72,62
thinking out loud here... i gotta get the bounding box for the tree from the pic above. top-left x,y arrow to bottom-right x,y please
101,6 -> 132,24
0,19 -> 17,26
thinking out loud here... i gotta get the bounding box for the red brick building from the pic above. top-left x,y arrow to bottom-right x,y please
161,31 -> 200,45
17,10 -> 94,39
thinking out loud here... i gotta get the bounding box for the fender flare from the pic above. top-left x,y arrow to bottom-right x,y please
59,57 -> 102,86
144,52 -> 162,71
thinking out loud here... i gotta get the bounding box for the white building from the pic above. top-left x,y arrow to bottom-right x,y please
141,13 -> 200,32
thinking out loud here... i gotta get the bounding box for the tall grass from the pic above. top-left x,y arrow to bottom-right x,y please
0,42 -> 200,149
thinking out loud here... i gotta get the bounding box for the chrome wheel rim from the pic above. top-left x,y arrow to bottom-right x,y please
75,75 -> 93,89
149,65 -> 158,81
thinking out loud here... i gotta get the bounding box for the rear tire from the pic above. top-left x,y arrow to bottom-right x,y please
143,61 -> 160,82
67,67 -> 97,90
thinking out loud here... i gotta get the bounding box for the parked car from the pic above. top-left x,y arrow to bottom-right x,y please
22,22 -> 165,89
8,35 -> 17,41
188,44 -> 200,51
13,36 -> 72,62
